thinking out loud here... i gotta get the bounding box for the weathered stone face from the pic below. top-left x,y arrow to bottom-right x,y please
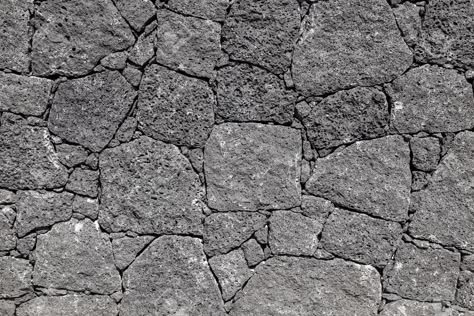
0,212 -> 16,251
393,2 -> 422,47
32,0 -> 134,76
241,239 -> 264,268
99,136 -> 204,235
379,300 -> 459,316
121,236 -> 225,315
55,144 -> 88,168
113,0 -> 156,32
0,301 -> 15,316
222,0 -> 300,74
205,123 -> 301,212
230,257 -> 381,316
49,71 -> 136,152
161,0 -> 230,21
457,271 -> 474,310
66,169 -> 99,198
410,137 -> 441,172
0,257 -> 32,298
292,0 -> 412,96
111,236 -> 154,270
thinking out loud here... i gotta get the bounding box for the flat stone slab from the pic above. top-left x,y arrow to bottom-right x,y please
121,236 -> 225,315
32,0 -> 134,76
379,300 -> 460,316
387,65 -> 474,133
205,123 -> 301,212
292,0 -> 412,96
0,257 -> 32,298
99,136 -> 204,235
32,218 -> 121,294
49,70 -> 136,152
230,257 -> 381,316
306,136 -> 411,221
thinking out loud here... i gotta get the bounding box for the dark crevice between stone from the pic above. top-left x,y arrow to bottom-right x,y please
109,0 -> 139,40
205,253 -> 227,311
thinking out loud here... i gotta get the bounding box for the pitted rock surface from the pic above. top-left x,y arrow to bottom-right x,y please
379,300 -> 461,316
0,257 -> 32,298
161,0 -> 229,22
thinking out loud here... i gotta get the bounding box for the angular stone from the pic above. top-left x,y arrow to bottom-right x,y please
241,239 -> 264,268
122,67 -> 142,87
216,64 -> 295,124
115,117 -> 137,143
409,132 -> 474,252
100,51 -> 128,70
121,236 -> 225,315
72,196 -> 99,220
155,10 -> 221,78
393,2 -> 422,47
32,0 -> 134,76
254,226 -> 268,245
457,271 -> 474,310
306,136 -> 411,221
292,0 -> 412,96
114,0 -> 156,32
205,123 -> 301,212
0,74 -> 52,116
411,171 -> 429,192
222,0 -> 300,74
384,243 -> 460,301
0,0 -> 32,72
0,212 -> 15,251
209,249 -> 252,301
162,0 -> 229,21
204,212 -> 266,257
66,169 -> 99,198
300,195 -> 335,223
99,137 -> 204,235
0,257 -> 32,298
379,300 -> 458,316
16,234 -> 36,258
269,211 -> 322,256
0,116 -> 68,190
415,0 -> 474,69
411,137 -> 441,172
112,236 -> 154,270
16,190 -> 73,237
0,190 -> 15,205
137,65 -> 215,147
387,65 -> 474,133
321,209 -> 402,267
303,87 -> 389,149
49,71 -> 136,152
16,295 -> 118,316
33,218 -> 121,294
0,300 -> 15,316
128,32 -> 155,67
56,144 -> 88,168
230,257 -> 381,315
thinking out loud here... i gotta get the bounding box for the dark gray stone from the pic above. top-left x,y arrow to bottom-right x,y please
99,136 -> 204,235
32,218 -> 121,294
115,117 -> 137,143
230,257 -> 381,315
306,136 -> 411,221
0,257 -> 32,298
380,300 -> 458,316
16,190 -> 73,237
409,132 -> 474,252
128,32 -> 155,67
292,0 -> 412,96
100,51 -> 128,70
66,169 -> 99,198
0,212 -> 15,252
393,2 -> 422,47
241,239 -> 264,268
384,243 -> 460,301
32,0 -> 134,76
387,65 -> 474,133
321,208 -> 402,267
72,196 -> 99,220
114,0 -> 156,32
121,236 -> 225,315
411,137 -> 441,171
49,71 -> 136,152
161,0 -> 230,21
56,144 -> 88,168
205,123 -> 301,212
216,64 -> 295,124
0,301 -> 14,316
300,195 -> 335,223
112,236 -> 154,270
137,64 -> 215,147
204,212 -> 266,257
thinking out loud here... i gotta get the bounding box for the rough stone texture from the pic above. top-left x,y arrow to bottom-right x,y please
393,2 -> 422,47
292,0 -> 412,96
410,137 -> 441,171
0,0 -> 32,72
209,249 -> 252,301
303,87 -> 389,149
222,0 -> 300,74
321,208 -> 403,268
121,236 -> 225,315
241,239 -> 264,268
17,295 -> 118,316
128,32 -> 155,67
216,64 -> 295,124
415,0 -> 474,69
269,211 -> 322,256
115,117 -> 137,143
456,271 -> 474,310
387,65 -> 474,134
137,64 -> 215,147
55,144 -> 88,168
300,195 -> 335,223
32,0 -> 134,76
155,10 -> 221,78
161,0 -> 230,21
0,257 -> 32,298
230,257 -> 381,315
100,51 -> 128,70
411,171 -> 429,192
114,0 -> 156,32
409,132 -> 474,252
15,190 -> 73,237
379,300 -> 459,316
111,236 -> 154,270
49,71 -> 136,152
384,243 -> 460,301
66,169 -> 99,197
306,136 -> 411,221
32,218 -> 121,294
72,196 -> 99,220
205,123 -> 301,212
0,301 -> 15,316
0,74 -> 52,117
204,212 -> 266,257
0,212 -> 16,251
0,190 -> 15,205
99,136 -> 204,235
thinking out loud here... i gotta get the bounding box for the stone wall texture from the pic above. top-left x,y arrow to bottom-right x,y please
0,0 -> 473,315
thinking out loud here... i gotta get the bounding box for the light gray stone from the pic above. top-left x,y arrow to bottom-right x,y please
457,271 -> 474,310
66,169 -> 99,198
115,117 -> 137,143
411,171 -> 429,192
393,2 -> 422,47
72,196 -> 99,220
0,212 -> 15,252
0,190 -> 15,205
161,0 -> 230,21
112,236 -> 154,270
100,51 -> 128,70
0,257 -> 32,298
300,195 -> 335,223
128,32 -> 155,67
56,144 -> 88,168
411,137 -> 441,171
241,239 -> 264,268
0,300 -> 15,316
114,0 -> 156,32
380,300 -> 459,316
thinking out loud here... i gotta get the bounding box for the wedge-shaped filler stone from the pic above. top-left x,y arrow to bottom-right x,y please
49,71 -> 136,152
121,236 -> 225,315
205,123 -> 301,212
306,136 -> 411,221
292,0 -> 412,96
99,136 -> 204,235
32,218 -> 121,294
230,257 -> 381,315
